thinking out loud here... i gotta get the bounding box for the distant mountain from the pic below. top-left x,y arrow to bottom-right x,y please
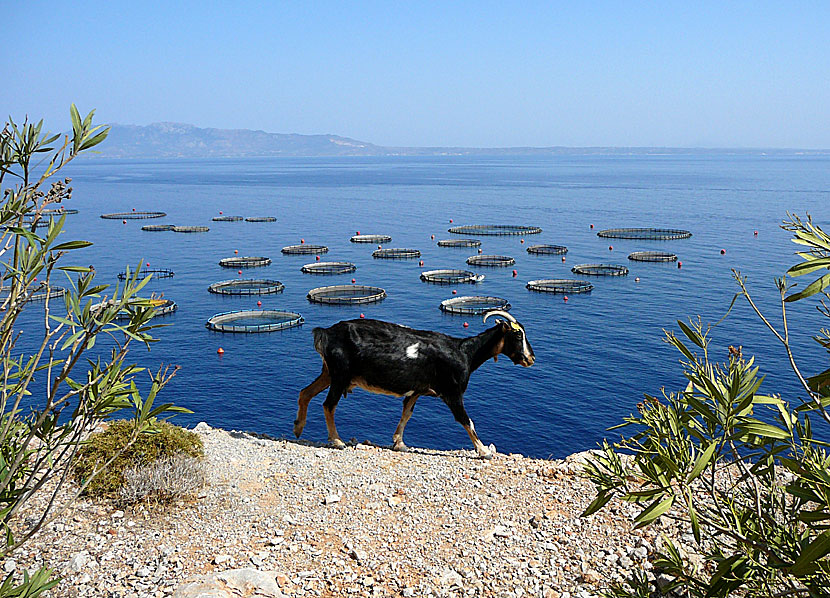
95,122 -> 828,158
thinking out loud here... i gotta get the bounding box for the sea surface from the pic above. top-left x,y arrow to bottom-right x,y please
14,154 -> 830,458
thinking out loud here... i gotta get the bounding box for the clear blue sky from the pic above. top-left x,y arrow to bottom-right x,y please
6,1 -> 830,148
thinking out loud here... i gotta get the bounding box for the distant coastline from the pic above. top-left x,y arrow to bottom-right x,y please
93,122 -> 830,159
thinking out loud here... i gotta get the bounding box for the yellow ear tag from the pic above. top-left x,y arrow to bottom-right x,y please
508,322 -> 522,331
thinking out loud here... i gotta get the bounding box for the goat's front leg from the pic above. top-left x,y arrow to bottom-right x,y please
447,397 -> 494,459
392,393 -> 419,451
294,363 -> 330,438
322,384 -> 346,449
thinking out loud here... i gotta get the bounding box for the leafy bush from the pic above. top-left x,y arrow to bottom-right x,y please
118,453 -> 206,505
582,214 -> 830,598
74,420 -> 203,499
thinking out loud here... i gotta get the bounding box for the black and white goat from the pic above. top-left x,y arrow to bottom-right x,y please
293,310 -> 535,458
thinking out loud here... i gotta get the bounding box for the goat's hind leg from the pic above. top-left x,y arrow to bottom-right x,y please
392,393 -> 419,451
294,363 -> 330,438
322,384 -> 347,449
446,397 -> 494,459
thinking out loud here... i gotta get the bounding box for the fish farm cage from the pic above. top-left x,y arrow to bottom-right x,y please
212,216 -> 244,222
439,296 -> 511,315
571,264 -> 629,276
307,285 -> 387,305
245,217 -> 277,222
112,299 -> 178,320
448,224 -> 542,236
218,256 -> 272,268
117,268 -> 175,280
301,261 -> 357,275
350,234 -> 392,243
282,244 -> 329,255
372,248 -> 421,259
141,224 -> 175,232
466,255 -> 516,267
420,269 -> 485,284
206,309 -> 304,333
42,208 -> 79,215
1,286 -> 68,304
208,279 -> 285,295
527,244 -> 568,255
100,211 -> 167,220
172,226 -> 210,233
628,251 -> 678,262
597,228 -> 692,240
526,279 -> 594,294
437,239 -> 481,248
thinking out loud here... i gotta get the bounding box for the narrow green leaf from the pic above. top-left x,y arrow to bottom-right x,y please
677,320 -> 705,348
581,490 -> 613,517
785,272 -> 830,302
686,441 -> 717,483
633,495 -> 674,529
791,530 -> 830,575
52,240 -> 93,251
738,420 -> 790,440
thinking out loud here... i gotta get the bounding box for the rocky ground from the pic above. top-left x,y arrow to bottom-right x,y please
10,424 -> 684,598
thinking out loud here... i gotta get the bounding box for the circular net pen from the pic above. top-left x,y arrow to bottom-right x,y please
206,309 -> 304,333
117,268 -> 175,280
113,299 -> 178,321
527,244 -> 568,256
2,286 -> 69,303
437,239 -> 481,248
448,224 -> 542,236
628,251 -> 678,262
420,269 -> 485,284
597,228 -> 692,240
526,279 -> 593,294
245,217 -> 277,223
173,226 -> 209,233
350,234 -> 392,244
219,256 -> 271,268
208,279 -> 285,296
42,208 -> 79,215
307,285 -> 386,305
571,264 -> 629,276
440,296 -> 511,315
212,216 -> 244,222
466,255 -> 516,267
282,244 -> 329,255
372,248 -> 421,259
301,261 -> 357,275
141,224 -> 175,232
100,211 -> 167,220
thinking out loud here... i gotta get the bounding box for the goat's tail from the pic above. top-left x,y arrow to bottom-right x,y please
312,327 -> 328,356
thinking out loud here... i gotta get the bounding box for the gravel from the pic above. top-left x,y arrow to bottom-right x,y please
9,423 -> 684,597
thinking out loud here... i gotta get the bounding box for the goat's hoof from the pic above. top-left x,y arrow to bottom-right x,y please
479,450 -> 494,460
392,442 -> 408,452
293,421 -> 304,438
329,439 -> 346,449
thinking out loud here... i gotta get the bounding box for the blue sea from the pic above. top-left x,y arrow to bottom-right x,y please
17,154 -> 830,459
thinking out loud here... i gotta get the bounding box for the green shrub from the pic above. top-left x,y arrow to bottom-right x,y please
74,421 -> 203,499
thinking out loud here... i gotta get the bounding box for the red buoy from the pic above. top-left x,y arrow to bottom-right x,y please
720,249 -> 726,255
520,239 -> 524,244
360,313 -> 365,319
452,289 -> 457,295
300,238 -> 305,244
356,231 -> 360,235
678,261 -> 683,268
463,322 -> 469,328
257,301 -> 262,306
219,211 -> 223,214
351,278 -> 356,283
217,347 -> 224,355
478,248 -> 483,254
419,260 -> 424,266
449,219 -> 454,223
635,277 -> 640,282
234,250 -> 238,254
316,255 -> 320,261
377,244 -> 382,249
754,230 -> 758,236
512,269 -> 518,277
238,270 -> 242,275
431,234 -> 434,240
561,256 -> 566,262
563,296 -> 568,302
146,262 -> 150,267
132,208 -> 136,211
590,224 -> 594,229
609,245 -> 613,251
122,220 -> 126,224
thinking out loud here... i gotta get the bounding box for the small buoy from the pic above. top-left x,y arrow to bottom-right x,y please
609,246 -> 613,251
234,249 -> 238,254
635,277 -> 640,282
452,289 -> 457,295
360,313 -> 365,319
431,234 -> 435,240
316,255 -> 320,261
478,248 -> 483,254
512,269 -> 518,277
590,224 -> 594,229
122,220 -> 126,224
33,277 -> 37,282
257,301 -> 262,306
720,249 -> 726,255
563,296 -> 568,302
449,219 -> 454,223
463,322 -> 469,328
351,278 -> 356,283
146,262 -> 150,267
561,256 -> 566,262
219,211 -> 223,215
300,238 -> 305,244
356,231 -> 360,235
678,261 -> 683,268
217,347 -> 224,355
377,244 -> 382,249
132,208 -> 136,212
520,239 -> 524,244
754,230 -> 758,236
419,260 -> 424,266
238,270 -> 242,275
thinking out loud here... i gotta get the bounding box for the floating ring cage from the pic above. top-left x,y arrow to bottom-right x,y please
100,211 -> 167,220
245,216 -> 277,223
1,286 -> 69,303
301,261 -> 357,275
448,224 -> 542,236
571,264 -> 629,276
141,224 -> 175,232
173,226 -> 210,233
373,248 -> 421,259
628,251 -> 678,262
208,279 -> 285,295
437,239 -> 481,248
112,299 -> 178,320
466,254 -> 515,267
282,244 -> 329,255
350,234 -> 392,243
307,285 -> 386,305
597,228 -> 692,240
206,309 -> 303,333
440,296 -> 511,315
42,208 -> 79,215
117,268 -> 175,280
527,244 -> 568,255
219,256 -> 271,268
526,279 -> 593,294
212,215 -> 244,222
421,269 -> 485,284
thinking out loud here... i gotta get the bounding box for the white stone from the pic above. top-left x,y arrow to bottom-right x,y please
324,493 -> 341,505
63,551 -> 90,573
136,567 -> 151,578
2,560 -> 15,573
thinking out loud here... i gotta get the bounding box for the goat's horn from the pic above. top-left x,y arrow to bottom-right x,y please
483,309 -> 517,324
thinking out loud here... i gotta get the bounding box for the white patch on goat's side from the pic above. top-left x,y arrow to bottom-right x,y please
405,343 -> 420,359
